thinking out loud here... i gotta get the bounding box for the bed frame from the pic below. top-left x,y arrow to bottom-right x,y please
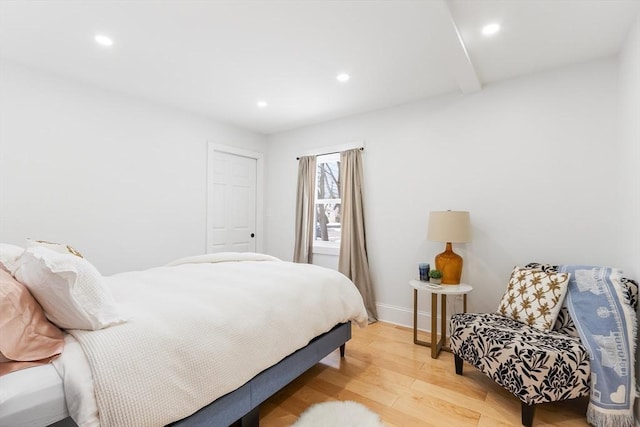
50,322 -> 351,427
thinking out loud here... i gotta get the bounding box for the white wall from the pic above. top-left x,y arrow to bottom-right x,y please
619,15 -> 640,282
617,14 -> 640,424
265,58 -> 622,327
0,61 -> 267,275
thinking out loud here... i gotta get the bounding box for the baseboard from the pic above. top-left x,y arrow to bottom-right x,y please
375,302 -> 432,332
376,297 -> 467,334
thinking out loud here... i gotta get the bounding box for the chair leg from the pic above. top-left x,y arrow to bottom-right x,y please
454,354 -> 463,375
521,402 -> 535,427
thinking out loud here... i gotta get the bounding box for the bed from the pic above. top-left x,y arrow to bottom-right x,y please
0,247 -> 369,427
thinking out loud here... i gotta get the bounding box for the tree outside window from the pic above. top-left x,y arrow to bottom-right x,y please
314,153 -> 341,246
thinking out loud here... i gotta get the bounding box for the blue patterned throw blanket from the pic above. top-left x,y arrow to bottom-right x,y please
559,265 -> 637,427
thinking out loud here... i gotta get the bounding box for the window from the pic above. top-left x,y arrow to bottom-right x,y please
313,153 -> 341,254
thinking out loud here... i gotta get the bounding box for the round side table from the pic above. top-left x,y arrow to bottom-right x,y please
409,280 -> 473,359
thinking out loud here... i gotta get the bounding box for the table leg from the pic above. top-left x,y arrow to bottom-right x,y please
413,290 -> 430,347
413,289 -> 418,344
441,294 -> 447,351
431,292 -> 438,358
413,286 -> 462,358
412,285 -> 470,358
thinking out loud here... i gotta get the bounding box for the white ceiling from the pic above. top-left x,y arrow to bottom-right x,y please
1,1 -> 638,135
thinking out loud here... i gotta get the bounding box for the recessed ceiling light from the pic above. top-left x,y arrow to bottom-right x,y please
256,101 -> 268,108
482,23 -> 500,36
336,73 -> 350,82
95,34 -> 113,46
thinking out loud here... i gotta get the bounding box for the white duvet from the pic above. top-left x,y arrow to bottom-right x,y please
56,254 -> 368,427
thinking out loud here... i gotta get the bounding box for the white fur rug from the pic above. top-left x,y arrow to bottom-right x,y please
291,401 -> 385,427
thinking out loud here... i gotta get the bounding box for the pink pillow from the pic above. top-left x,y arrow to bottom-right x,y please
0,269 -> 64,376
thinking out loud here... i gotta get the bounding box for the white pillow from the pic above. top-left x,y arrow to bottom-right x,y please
496,266 -> 571,332
13,246 -> 125,330
26,238 -> 84,258
0,243 -> 25,273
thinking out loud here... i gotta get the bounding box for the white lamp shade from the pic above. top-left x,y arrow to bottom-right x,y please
427,211 -> 471,243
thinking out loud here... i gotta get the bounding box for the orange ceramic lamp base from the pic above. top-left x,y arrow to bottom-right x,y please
434,242 -> 463,285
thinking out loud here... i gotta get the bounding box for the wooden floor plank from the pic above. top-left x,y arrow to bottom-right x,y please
258,322 -> 590,426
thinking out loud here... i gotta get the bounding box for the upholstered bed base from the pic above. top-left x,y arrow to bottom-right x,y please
48,322 -> 352,427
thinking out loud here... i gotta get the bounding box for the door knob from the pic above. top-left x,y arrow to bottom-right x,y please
250,233 -> 255,238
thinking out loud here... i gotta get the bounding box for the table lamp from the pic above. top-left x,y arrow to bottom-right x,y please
427,210 -> 471,285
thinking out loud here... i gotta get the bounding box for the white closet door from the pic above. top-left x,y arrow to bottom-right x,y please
208,151 -> 257,253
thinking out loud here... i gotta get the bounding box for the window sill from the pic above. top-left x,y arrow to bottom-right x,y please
312,243 -> 340,256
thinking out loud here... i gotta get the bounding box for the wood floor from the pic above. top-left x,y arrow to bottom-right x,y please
259,322 -> 590,427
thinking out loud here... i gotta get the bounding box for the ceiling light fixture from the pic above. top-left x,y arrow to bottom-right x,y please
336,73 -> 350,82
482,23 -> 500,36
256,101 -> 268,108
95,34 -> 114,46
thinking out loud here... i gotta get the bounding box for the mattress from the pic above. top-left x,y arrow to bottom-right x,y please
0,364 -> 68,427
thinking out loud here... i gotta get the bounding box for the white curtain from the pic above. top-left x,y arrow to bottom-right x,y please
293,156 -> 316,263
338,149 -> 378,322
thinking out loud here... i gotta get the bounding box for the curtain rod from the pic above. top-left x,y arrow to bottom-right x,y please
296,146 -> 364,160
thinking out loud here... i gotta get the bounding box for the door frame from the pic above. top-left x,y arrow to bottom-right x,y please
206,142 -> 264,254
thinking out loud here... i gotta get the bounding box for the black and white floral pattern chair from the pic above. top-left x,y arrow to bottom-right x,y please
449,263 -> 638,427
